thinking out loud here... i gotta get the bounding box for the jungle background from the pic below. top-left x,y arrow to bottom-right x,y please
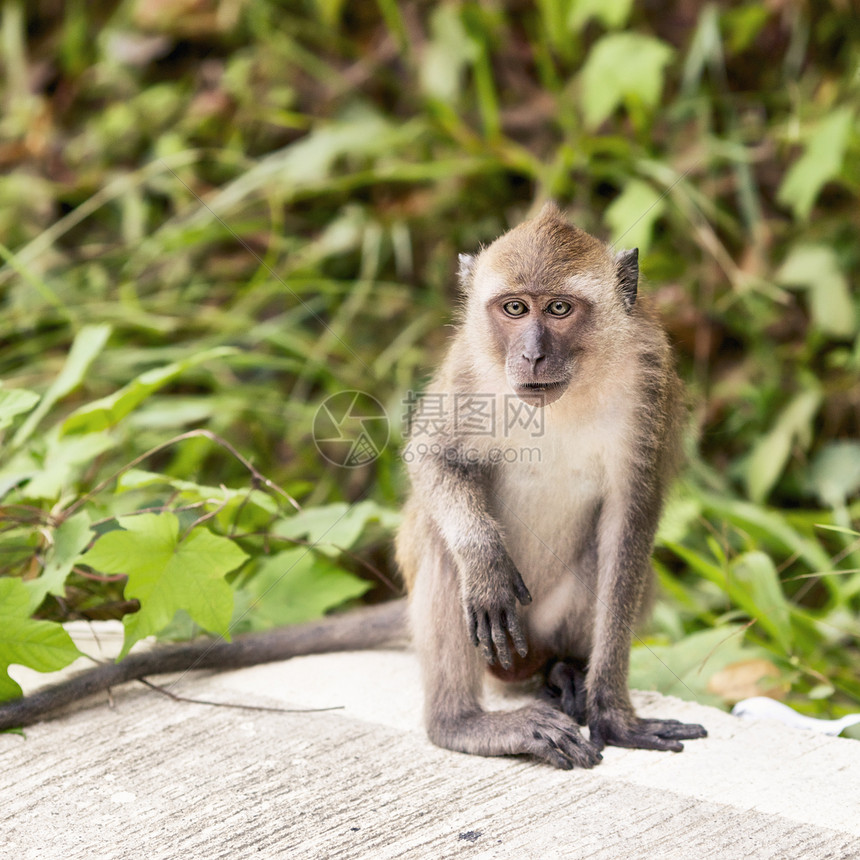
0,0 -> 858,727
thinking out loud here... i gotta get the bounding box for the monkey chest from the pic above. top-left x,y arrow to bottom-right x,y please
491,434 -> 605,571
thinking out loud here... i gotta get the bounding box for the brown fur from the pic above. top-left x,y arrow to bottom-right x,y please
397,203 -> 706,768
491,203 -> 608,291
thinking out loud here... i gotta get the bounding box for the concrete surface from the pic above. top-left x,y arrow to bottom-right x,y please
2,627 -> 859,860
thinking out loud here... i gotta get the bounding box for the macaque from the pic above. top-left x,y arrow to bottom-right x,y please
396,202 -> 706,768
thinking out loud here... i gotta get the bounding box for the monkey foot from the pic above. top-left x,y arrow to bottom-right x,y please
589,712 -> 708,753
518,704 -> 603,770
540,659 -> 587,725
431,702 -> 602,770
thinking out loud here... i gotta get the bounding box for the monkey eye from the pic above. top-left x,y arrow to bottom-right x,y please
546,300 -> 572,317
503,300 -> 528,317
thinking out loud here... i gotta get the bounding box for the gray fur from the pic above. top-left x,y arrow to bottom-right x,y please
397,205 -> 706,767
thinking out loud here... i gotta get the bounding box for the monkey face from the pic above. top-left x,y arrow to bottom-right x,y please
488,292 -> 587,406
461,203 -> 640,408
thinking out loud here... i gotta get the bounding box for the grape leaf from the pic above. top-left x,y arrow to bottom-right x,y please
0,578 -> 81,703
236,548 -> 372,630
79,513 -> 248,659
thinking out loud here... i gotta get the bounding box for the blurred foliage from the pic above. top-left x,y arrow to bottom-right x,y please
0,0 -> 858,720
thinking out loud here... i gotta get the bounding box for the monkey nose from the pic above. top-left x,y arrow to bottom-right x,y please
522,352 -> 545,371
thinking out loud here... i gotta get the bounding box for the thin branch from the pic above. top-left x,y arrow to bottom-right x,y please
229,530 -> 403,595
136,678 -> 345,714
72,565 -> 127,583
64,429 -> 300,519
89,500 -> 209,530
695,619 -> 757,676
179,493 -> 231,543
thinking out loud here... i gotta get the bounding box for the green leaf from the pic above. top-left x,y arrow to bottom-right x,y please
777,107 -> 855,221
203,107 -> 407,219
80,513 -> 247,658
420,4 -> 478,103
746,388 -> 822,503
308,0 -> 347,28
0,388 -> 39,431
814,524 -> 860,539
698,492 -> 832,573
730,551 -> 793,651
775,245 -> 856,339
605,179 -> 666,255
12,323 -> 111,446
629,625 -> 762,705
62,346 -> 237,434
237,548 -> 372,629
807,441 -> 860,509
275,500 -> 400,557
656,495 -> 702,545
118,468 -> 280,512
0,578 -> 81,703
580,33 -> 674,129
681,4 -> 723,94
23,431 -> 115,499
723,5 -> 770,53
24,512 -> 94,613
664,541 -> 725,587
568,0 -> 633,29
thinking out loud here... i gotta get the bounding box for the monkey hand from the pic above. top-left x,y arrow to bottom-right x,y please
588,708 -> 708,753
462,563 -> 532,671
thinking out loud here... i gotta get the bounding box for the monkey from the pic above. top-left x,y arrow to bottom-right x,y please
395,202 -> 706,769
0,203 -> 706,770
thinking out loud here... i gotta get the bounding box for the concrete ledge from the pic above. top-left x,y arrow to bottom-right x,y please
2,648 -> 859,859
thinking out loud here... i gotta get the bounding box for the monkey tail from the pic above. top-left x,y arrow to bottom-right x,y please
0,599 -> 409,731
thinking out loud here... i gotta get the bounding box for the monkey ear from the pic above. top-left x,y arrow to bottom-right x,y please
458,253 -> 476,291
615,248 -> 639,310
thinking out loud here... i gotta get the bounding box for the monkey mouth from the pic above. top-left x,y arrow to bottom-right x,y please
518,381 -> 564,392
513,380 -> 568,406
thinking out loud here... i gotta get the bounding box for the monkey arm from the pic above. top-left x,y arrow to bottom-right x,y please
407,451 -> 531,670
0,600 -> 407,731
